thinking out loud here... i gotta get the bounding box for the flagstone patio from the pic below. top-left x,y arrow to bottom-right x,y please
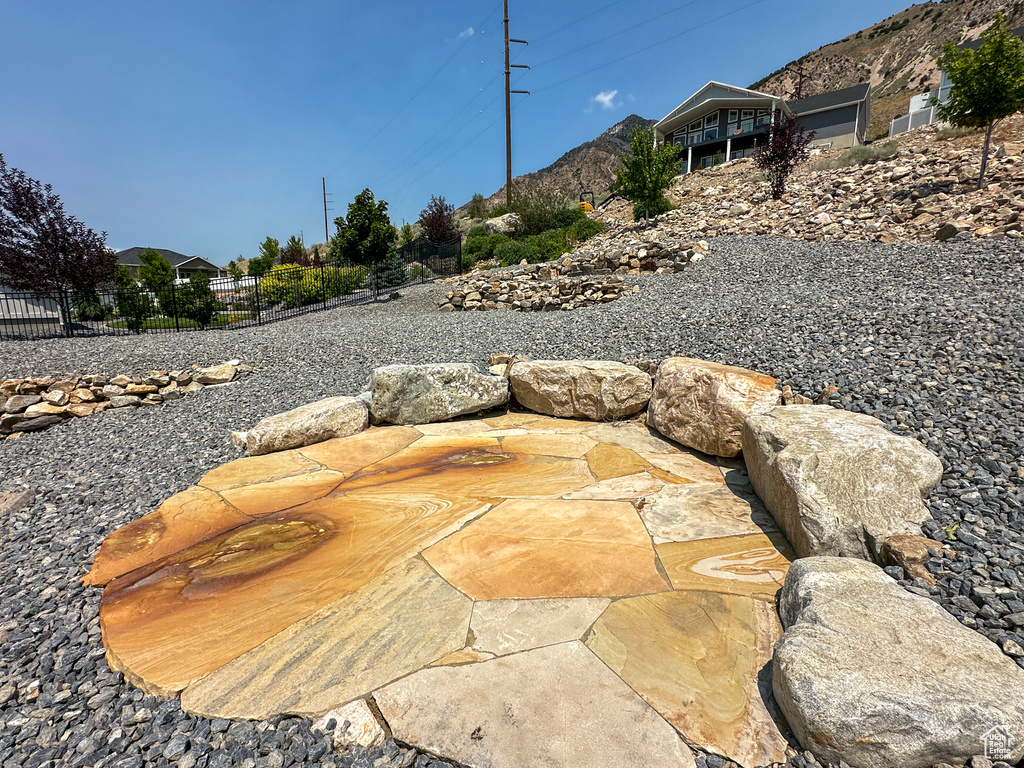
87,413 -> 795,768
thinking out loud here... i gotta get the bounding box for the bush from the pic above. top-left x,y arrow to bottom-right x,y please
112,265 -> 152,334
464,233 -> 507,264
74,290 -> 108,321
372,251 -> 408,290
178,272 -> 218,329
526,216 -> 605,262
495,239 -> 541,267
259,263 -> 367,309
408,264 -> 432,281
507,181 -> 574,236
810,140 -> 899,170
936,125 -> 979,141
466,224 -> 488,239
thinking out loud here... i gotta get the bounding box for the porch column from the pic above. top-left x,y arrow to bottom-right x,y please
687,146 -> 693,175
726,138 -> 732,162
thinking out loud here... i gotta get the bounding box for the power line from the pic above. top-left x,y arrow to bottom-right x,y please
533,0 -> 702,68
529,0 -> 633,44
534,0 -> 769,94
325,2 -> 503,178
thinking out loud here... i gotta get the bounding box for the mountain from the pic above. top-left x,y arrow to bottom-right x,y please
750,0 -> 1024,140
476,114 -> 656,209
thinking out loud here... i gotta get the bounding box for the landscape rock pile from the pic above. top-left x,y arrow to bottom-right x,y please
594,118 -> 1024,244
438,239 -> 708,312
0,362 -> 245,438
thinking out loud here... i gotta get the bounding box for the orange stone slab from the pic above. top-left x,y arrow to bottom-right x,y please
424,499 -> 669,599
220,470 -> 347,518
656,532 -> 794,602
297,426 -> 421,474
84,486 -> 251,587
339,442 -> 594,501
199,450 -> 321,492
500,432 -> 596,458
585,443 -> 652,481
641,452 -> 727,485
585,590 -> 789,768
100,493 -> 490,694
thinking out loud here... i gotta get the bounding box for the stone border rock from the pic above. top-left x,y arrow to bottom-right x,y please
1,361 -> 246,439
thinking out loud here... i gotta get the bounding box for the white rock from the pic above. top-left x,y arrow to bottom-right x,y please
245,396 -> 368,456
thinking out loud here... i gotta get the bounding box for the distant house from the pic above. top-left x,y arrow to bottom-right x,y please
116,247 -> 225,281
889,26 -> 1024,137
654,81 -> 871,175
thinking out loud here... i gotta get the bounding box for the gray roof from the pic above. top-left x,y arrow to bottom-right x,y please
116,248 -> 222,271
787,83 -> 871,116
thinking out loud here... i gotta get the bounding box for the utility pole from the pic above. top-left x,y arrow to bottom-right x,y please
504,0 -> 530,208
322,178 -> 332,244
789,62 -> 807,100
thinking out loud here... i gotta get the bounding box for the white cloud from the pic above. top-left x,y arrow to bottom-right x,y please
457,27 -> 475,40
592,90 -> 619,110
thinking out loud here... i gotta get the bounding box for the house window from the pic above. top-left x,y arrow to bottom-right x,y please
756,109 -> 770,127
730,150 -> 743,160
728,110 -> 738,122
701,156 -> 714,168
703,127 -> 718,141
688,118 -> 702,132
704,112 -> 719,127
740,119 -> 754,133
688,132 -> 701,145
741,109 -> 754,119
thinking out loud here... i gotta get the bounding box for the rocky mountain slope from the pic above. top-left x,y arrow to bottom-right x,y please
472,114 -> 655,209
751,0 -> 1024,140
591,115 -> 1024,245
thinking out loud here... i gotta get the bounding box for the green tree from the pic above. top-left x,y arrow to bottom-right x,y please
248,236 -> 280,278
227,259 -> 244,283
328,188 -> 397,268
467,192 -> 488,220
936,12 -> 1024,189
113,264 -> 152,333
612,126 -> 680,221
400,222 -> 415,245
178,272 -> 217,328
137,248 -> 177,317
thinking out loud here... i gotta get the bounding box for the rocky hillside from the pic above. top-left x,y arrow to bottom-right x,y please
473,114 -> 655,209
750,0 -> 1024,140
592,115 -> 1024,244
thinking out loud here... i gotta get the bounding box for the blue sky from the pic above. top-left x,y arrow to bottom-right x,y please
2,0 -> 914,263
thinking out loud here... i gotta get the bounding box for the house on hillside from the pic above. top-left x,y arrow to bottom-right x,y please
116,247 -> 225,281
889,26 -> 1024,137
654,81 -> 871,175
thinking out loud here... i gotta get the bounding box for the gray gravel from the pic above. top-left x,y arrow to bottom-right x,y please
1,234 -> 1023,768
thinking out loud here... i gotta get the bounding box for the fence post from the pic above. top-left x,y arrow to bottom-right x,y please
170,282 -> 180,332
320,263 -> 327,309
254,279 -> 263,325
62,289 -> 74,338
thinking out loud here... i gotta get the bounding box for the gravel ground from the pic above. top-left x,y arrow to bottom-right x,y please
1,234 -> 1023,768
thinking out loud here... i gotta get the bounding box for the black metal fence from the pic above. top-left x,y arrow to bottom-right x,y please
0,238 -> 462,341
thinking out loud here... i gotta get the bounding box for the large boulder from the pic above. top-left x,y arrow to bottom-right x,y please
774,557 -> 1024,768
483,213 -> 521,236
370,364 -> 509,425
646,357 -> 779,457
509,360 -> 651,420
244,396 -> 368,456
742,406 -> 942,560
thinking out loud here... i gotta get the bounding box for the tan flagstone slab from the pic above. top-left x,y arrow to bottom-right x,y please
424,499 -> 669,599
656,532 -> 794,601
413,419 -> 491,436
297,426 -> 421,474
220,470 -> 347,518
500,432 -> 596,458
585,591 -> 788,768
340,444 -> 595,501
431,648 -> 496,666
199,450 -> 321,491
585,443 -> 652,481
374,641 -> 696,768
180,557 -> 472,719
562,472 -> 665,500
100,493 -> 490,694
84,486 -> 251,587
642,452 -> 727,485
483,412 -> 593,433
469,598 -> 611,656
585,423 -> 682,454
640,483 -> 779,544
